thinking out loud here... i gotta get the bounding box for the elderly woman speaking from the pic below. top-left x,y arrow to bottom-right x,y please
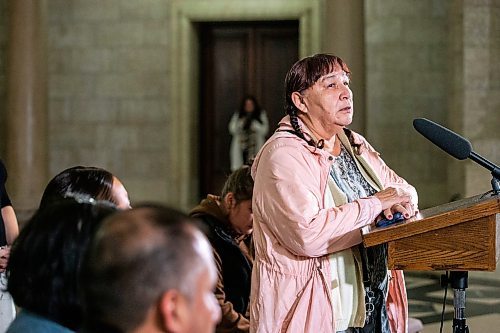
250,54 -> 418,333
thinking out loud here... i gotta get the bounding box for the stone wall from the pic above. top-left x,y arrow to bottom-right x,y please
1,0 -> 498,210
47,0 -> 170,204
324,0 -> 365,133
366,0 -> 499,208
365,0 -> 452,208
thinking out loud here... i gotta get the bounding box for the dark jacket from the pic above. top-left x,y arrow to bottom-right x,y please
190,195 -> 253,333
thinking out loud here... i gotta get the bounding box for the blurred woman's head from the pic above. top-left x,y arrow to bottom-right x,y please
220,165 -> 254,235
40,166 -> 130,209
238,95 -> 262,120
7,197 -> 116,330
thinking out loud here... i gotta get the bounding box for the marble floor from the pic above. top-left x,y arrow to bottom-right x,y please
406,271 -> 500,332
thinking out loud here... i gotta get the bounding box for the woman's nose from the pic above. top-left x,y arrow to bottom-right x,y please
340,86 -> 352,100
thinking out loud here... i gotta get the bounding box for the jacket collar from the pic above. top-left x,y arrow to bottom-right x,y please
190,195 -> 247,241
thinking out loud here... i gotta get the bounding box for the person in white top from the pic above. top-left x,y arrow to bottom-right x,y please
229,95 -> 269,171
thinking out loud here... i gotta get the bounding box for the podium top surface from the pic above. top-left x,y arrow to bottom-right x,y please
362,193 -> 500,248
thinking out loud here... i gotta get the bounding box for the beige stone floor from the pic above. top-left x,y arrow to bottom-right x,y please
423,313 -> 500,332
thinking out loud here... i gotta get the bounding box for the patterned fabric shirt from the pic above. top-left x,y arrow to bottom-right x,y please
329,144 -> 377,201
329,143 -> 390,333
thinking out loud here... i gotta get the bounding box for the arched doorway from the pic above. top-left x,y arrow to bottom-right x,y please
167,0 -> 324,210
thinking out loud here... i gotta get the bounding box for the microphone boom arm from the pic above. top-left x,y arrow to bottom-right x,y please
469,151 -> 500,194
469,151 -> 500,179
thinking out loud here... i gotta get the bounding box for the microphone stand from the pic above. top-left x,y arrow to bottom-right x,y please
491,177 -> 500,195
468,151 -> 500,195
442,272 -> 470,333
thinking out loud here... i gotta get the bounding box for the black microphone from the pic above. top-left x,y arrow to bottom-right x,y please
413,118 -> 500,191
413,118 -> 472,160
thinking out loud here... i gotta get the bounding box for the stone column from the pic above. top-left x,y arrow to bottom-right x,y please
5,0 -> 48,217
324,0 -> 365,133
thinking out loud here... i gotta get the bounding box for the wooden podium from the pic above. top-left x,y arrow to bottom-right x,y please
362,193 -> 500,332
362,194 -> 500,272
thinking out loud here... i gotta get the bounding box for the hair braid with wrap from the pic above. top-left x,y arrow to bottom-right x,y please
286,103 -> 314,147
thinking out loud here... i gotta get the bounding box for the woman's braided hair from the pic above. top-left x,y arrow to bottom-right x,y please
284,54 -> 350,147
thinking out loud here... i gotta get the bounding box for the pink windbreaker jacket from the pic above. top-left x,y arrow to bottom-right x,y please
250,117 -> 418,333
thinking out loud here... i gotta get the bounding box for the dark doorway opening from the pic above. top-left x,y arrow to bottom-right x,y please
199,20 -> 299,198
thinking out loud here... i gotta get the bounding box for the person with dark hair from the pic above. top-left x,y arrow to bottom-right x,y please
229,95 -> 269,171
0,160 -> 19,332
80,204 -> 221,333
39,166 -> 130,210
5,197 -> 116,333
190,166 -> 254,333
250,54 -> 419,332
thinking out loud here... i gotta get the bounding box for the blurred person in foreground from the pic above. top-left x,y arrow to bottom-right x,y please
5,163 -> 131,333
250,54 -> 418,333
190,166 -> 254,332
6,197 -> 116,333
80,204 -> 221,333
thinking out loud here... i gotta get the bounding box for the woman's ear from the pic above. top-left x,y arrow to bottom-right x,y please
291,92 -> 308,113
159,289 -> 189,333
224,192 -> 236,210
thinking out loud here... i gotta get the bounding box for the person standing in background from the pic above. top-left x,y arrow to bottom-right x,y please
229,96 -> 269,171
0,160 -> 19,333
